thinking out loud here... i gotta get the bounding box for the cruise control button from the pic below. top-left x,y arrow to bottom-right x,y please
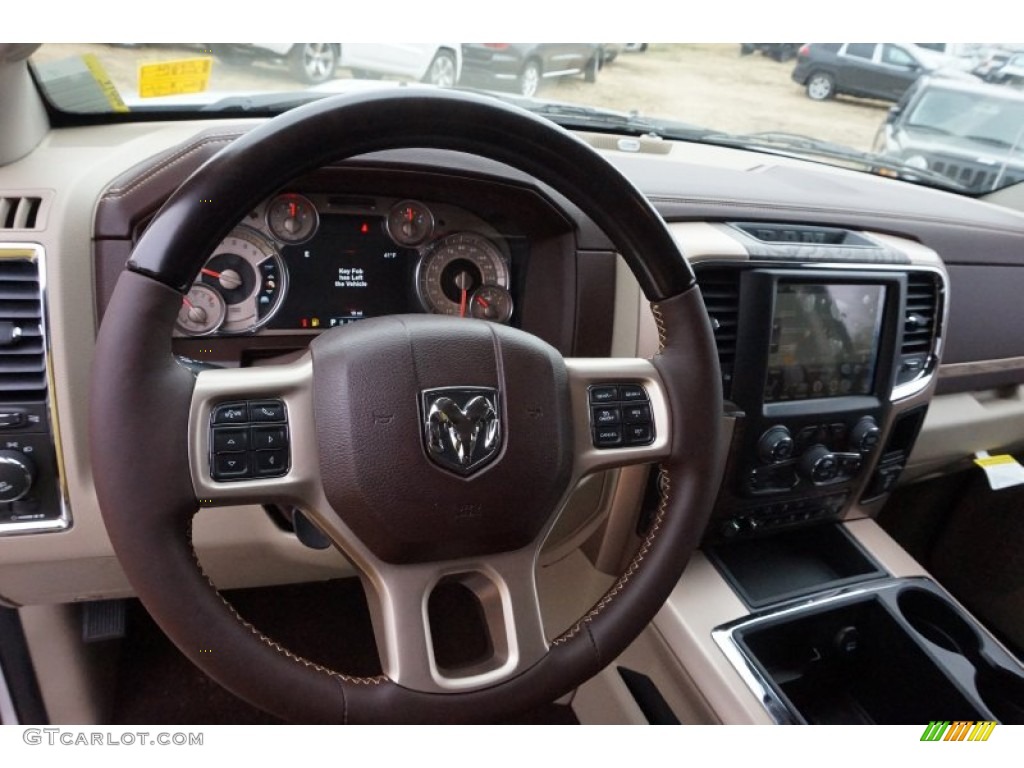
625,424 -> 653,444
250,400 -> 286,422
252,426 -> 288,450
255,449 -> 288,476
594,426 -> 623,447
591,406 -> 621,426
589,386 -> 619,405
623,404 -> 651,424
213,403 -> 248,424
619,385 -> 647,401
213,427 -> 249,452
213,452 -> 250,480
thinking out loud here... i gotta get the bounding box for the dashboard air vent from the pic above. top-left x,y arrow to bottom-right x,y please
897,271 -> 941,385
0,196 -> 43,230
696,267 -> 741,395
0,259 -> 47,400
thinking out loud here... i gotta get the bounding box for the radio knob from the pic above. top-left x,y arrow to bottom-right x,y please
758,425 -> 795,464
800,445 -> 839,483
0,449 -> 35,503
851,417 -> 881,454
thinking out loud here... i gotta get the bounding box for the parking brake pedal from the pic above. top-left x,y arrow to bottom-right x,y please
81,599 -> 126,642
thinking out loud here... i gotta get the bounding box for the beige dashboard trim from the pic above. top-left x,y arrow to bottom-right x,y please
939,356 -> 1024,380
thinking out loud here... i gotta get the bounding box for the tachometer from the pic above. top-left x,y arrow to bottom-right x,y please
416,233 -> 509,318
196,228 -> 287,334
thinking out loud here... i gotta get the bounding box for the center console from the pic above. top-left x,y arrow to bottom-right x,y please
698,255 -> 943,541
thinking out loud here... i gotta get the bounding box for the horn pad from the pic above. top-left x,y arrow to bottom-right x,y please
309,315 -> 572,564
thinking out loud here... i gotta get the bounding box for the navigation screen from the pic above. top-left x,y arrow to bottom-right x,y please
764,283 -> 886,402
272,215 -> 418,329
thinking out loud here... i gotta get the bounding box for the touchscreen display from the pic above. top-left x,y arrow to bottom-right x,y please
764,283 -> 886,402
272,215 -> 418,329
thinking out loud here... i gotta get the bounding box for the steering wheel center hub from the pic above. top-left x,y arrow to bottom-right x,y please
309,315 -> 573,564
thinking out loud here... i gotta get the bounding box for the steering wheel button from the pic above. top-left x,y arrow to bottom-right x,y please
213,427 -> 249,452
213,452 -> 250,480
623,404 -> 651,424
591,406 -> 621,425
252,426 -> 288,449
619,385 -> 647,401
255,449 -> 289,477
249,400 -> 286,422
213,403 -> 248,424
625,424 -> 654,445
594,426 -> 623,447
588,386 -> 619,404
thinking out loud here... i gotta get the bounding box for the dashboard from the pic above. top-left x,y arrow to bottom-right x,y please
3,92 -> 1024,728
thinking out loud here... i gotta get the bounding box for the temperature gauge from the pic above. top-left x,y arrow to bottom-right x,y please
470,285 -> 513,324
176,284 -> 226,336
266,194 -> 319,244
386,200 -> 434,246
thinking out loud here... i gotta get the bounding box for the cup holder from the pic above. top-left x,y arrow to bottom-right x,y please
899,586 -> 1024,724
898,587 -> 981,657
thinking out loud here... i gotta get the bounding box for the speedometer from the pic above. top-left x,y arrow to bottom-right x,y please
415,233 -> 509,318
193,227 -> 287,335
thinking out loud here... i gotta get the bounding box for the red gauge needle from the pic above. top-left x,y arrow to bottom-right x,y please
201,267 -> 221,279
476,296 -> 490,309
182,296 -> 194,309
459,287 -> 468,318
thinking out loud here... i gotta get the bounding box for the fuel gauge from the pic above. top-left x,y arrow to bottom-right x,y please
176,284 -> 227,336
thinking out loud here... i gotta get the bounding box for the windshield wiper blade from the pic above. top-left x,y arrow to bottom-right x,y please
697,130 -> 970,192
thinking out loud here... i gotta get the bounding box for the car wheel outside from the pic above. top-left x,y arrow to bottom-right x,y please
806,71 -> 835,101
518,59 -> 541,97
288,43 -> 338,84
423,50 -> 457,87
584,53 -> 599,83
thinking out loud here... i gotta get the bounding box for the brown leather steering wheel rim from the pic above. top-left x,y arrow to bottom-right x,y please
90,89 -> 723,723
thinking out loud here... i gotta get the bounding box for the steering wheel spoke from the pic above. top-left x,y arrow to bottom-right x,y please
360,547 -> 548,694
565,358 -> 672,478
189,353 -> 320,509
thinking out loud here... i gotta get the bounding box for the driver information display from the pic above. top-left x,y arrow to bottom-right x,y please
272,215 -> 417,329
764,283 -> 886,402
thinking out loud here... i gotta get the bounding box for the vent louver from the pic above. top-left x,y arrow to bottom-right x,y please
0,197 -> 42,230
898,271 -> 941,385
0,259 -> 46,401
696,267 -> 741,396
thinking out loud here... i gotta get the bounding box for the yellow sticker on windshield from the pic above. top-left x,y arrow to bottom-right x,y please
138,57 -> 212,99
82,54 -> 129,113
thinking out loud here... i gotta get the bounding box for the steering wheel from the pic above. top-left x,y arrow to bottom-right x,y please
90,90 -> 723,724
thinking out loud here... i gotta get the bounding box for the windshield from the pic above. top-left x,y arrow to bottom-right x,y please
27,42 -> 1024,194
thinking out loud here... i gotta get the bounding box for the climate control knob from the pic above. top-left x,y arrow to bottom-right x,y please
850,417 -> 881,454
758,425 -> 795,464
799,445 -> 839,484
0,449 -> 35,503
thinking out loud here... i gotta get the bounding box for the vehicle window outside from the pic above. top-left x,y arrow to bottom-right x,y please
845,43 -> 876,60
908,90 -> 1024,146
882,45 -> 915,67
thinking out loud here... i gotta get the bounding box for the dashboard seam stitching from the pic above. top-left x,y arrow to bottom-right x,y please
103,133 -> 245,200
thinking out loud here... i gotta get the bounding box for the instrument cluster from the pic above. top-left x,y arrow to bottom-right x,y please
174,194 -> 514,337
